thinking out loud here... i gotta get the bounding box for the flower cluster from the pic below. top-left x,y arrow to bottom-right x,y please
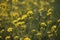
0,0 -> 60,40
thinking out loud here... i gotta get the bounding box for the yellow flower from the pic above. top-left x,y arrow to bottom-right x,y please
50,0 -> 55,3
5,36 -> 10,39
47,8 -> 53,16
0,29 -> 4,33
21,1 -> 26,4
22,14 -> 27,20
21,24 -> 27,29
20,37 -> 23,40
14,36 -> 19,39
1,13 -> 8,16
52,25 -> 56,29
13,6 -> 18,10
16,21 -> 25,26
7,27 -> 13,32
13,17 -> 21,23
39,7 -> 44,12
47,12 -> 52,16
47,20 -> 52,24
51,25 -> 56,32
36,32 -> 42,36
31,29 -> 36,32
57,19 -> 60,22
48,34 -> 53,38
12,0 -> 18,2
24,37 -> 31,40
10,12 -> 19,17
33,2 -> 38,5
0,36 -> 2,38
47,31 -> 51,34
27,10 -> 33,15
47,8 -> 53,12
40,22 -> 47,26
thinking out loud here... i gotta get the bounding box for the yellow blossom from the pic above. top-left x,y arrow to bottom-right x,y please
52,25 -> 56,29
0,29 -> 4,33
50,0 -> 55,3
22,14 -> 27,20
13,17 -> 21,23
12,0 -> 18,2
40,22 -> 47,26
0,18 -> 2,20
36,32 -> 42,36
21,24 -> 26,29
14,36 -> 19,39
10,12 -> 19,17
57,19 -> 60,22
24,37 -> 31,40
47,31 -> 51,34
47,12 -> 52,16
20,37 -> 23,40
51,25 -> 56,32
13,6 -> 18,10
16,21 -> 25,26
27,10 -> 33,15
31,29 -> 36,32
39,7 -> 44,12
21,1 -> 26,4
5,36 -> 10,39
7,27 -> 13,32
33,2 -> 38,5
0,13 -> 8,16
0,36 -> 2,38
48,34 -> 53,38
47,20 -> 52,24
47,8 -> 53,12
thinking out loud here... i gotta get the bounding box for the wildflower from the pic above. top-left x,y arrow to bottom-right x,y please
47,12 -> 51,15
13,6 -> 18,10
6,0 -> 9,1
7,27 -> 13,32
14,36 -> 19,39
40,22 -> 47,26
24,37 -> 31,40
50,0 -> 55,3
36,32 -> 42,36
33,2 -> 38,5
47,8 -> 53,16
21,24 -> 26,29
52,25 -> 56,29
1,13 -> 8,16
12,0 -> 18,2
13,17 -> 21,23
16,21 -> 25,26
39,7 -> 44,11
5,36 -> 10,39
22,14 -> 27,20
47,31 -> 51,34
51,25 -> 56,32
48,34 -> 53,38
10,12 -> 19,17
31,29 -> 36,32
47,20 -> 52,24
27,10 -> 33,15
21,1 -> 26,4
0,36 -> 2,38
0,29 -> 4,33
57,19 -> 60,22
47,8 -> 53,12
20,37 -> 23,40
